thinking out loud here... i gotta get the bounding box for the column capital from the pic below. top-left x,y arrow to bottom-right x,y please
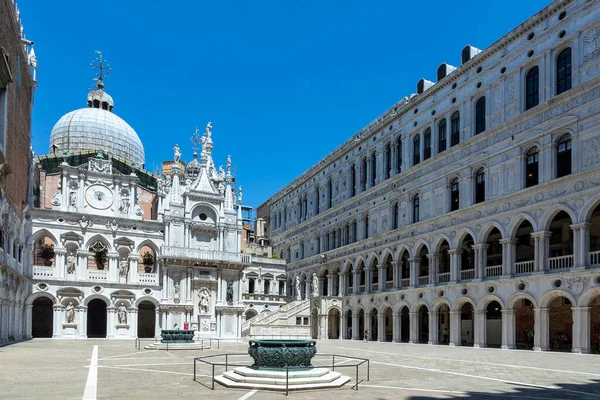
570,222 -> 591,231
391,261 -> 398,266
471,243 -> 489,250
449,310 -> 461,315
407,257 -> 420,263
376,264 -> 385,270
499,238 -> 519,245
501,309 -> 515,315
426,253 -> 438,260
448,249 -> 462,255
54,248 -> 67,255
76,250 -> 89,257
571,306 -> 591,312
530,230 -> 552,239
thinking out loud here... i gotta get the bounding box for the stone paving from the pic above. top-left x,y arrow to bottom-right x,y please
3,339 -> 600,399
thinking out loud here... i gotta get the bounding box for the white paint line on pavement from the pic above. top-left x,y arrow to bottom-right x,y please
114,362 -> 192,367
98,365 -> 204,377
237,390 -> 258,400
82,345 -> 98,400
101,356 -> 178,361
360,385 -> 559,400
98,350 -> 152,360
327,344 -> 600,378
370,360 -> 600,398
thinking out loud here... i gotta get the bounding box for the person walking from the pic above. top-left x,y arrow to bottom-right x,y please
364,328 -> 370,343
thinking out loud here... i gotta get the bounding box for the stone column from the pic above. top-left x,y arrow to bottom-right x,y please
449,311 -> 461,346
531,231 -> 551,273
107,306 -> 116,338
327,275 -> 333,297
533,307 -> 549,351
365,313 -> 372,341
377,264 -> 386,291
25,304 -> 32,339
154,309 -> 161,339
570,223 -> 590,268
473,310 -> 486,348
409,312 -> 418,344
339,311 -> 345,340
130,308 -> 138,339
501,310 -> 516,349
338,272 -> 344,297
77,250 -> 88,279
408,258 -> 419,287
572,306 -> 591,353
79,305 -> 88,338
365,267 -> 373,292
427,254 -> 437,285
471,244 -> 488,280
378,312 -> 386,342
392,312 -> 401,342
54,248 -> 66,279
352,313 -> 359,340
108,252 -> 119,282
366,159 -> 373,190
129,255 -> 139,283
499,238 -> 517,276
429,310 -> 439,345
449,250 -> 460,283
391,261 -> 399,288
52,304 -> 63,338
353,271 -> 360,294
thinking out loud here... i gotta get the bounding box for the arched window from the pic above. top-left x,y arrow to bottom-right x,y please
370,151 -> 376,186
475,97 -> 486,134
384,142 -> 391,179
392,202 -> 399,230
556,48 -> 572,95
396,137 -> 403,172
360,157 -> 367,192
556,134 -> 572,178
438,119 -> 447,153
413,135 -> 421,166
423,128 -> 432,160
327,179 -> 333,209
450,178 -> 460,211
526,66 -> 540,110
525,147 -> 539,188
315,187 -> 320,215
352,220 -> 358,243
364,215 -> 369,239
345,222 -> 350,245
451,112 -> 460,146
413,194 -> 420,223
249,278 -> 255,294
350,165 -> 356,197
475,168 -> 485,204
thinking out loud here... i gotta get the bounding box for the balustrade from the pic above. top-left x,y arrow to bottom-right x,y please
438,272 -> 450,283
590,251 -> 600,265
485,265 -> 502,277
548,255 -> 573,270
400,278 -> 410,287
460,269 -> 475,280
161,246 -> 251,264
88,270 -> 108,281
138,273 -> 158,285
33,266 -> 54,278
418,276 -> 428,285
515,260 -> 534,274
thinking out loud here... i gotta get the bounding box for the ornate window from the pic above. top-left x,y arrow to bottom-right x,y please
556,134 -> 572,178
475,97 -> 486,134
413,134 -> 421,166
423,128 -> 432,160
450,178 -> 460,212
370,151 -> 376,186
396,137 -> 403,172
315,187 -> 320,215
451,112 -> 460,146
392,202 -> 399,230
384,142 -> 392,179
556,48 -> 572,95
525,147 -> 539,188
350,165 -> 356,197
413,194 -> 420,223
360,157 -> 367,192
438,119 -> 447,153
327,179 -> 333,209
475,168 -> 485,204
525,66 -> 539,110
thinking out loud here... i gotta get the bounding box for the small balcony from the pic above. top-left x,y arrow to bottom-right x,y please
243,293 -> 286,302
486,265 -> 502,277
460,269 -> 475,280
161,246 -> 251,265
33,266 -> 55,279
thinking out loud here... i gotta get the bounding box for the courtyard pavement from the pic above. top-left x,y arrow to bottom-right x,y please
2,339 -> 600,399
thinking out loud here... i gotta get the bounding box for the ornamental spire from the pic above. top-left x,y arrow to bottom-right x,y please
90,50 -> 111,90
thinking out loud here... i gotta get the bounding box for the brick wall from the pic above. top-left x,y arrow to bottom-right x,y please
0,0 -> 35,215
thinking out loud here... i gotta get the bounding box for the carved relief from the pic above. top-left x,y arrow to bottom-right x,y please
492,83 -> 502,111
583,25 -> 600,63
492,172 -> 500,196
583,137 -> 600,167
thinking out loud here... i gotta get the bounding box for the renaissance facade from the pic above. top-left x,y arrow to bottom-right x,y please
262,0 -> 600,353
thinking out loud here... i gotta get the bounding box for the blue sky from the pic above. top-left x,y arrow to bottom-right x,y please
19,0 -> 550,213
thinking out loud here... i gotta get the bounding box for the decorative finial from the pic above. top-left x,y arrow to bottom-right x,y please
226,155 -> 231,175
190,126 -> 201,154
205,122 -> 212,137
173,144 -> 181,164
238,185 -> 243,204
90,50 -> 111,90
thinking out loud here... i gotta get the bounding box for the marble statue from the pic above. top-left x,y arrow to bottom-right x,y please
69,191 -> 77,206
174,283 -> 180,299
117,304 -> 127,324
119,259 -> 129,278
312,273 -> 319,297
173,144 -> 181,164
199,288 -> 210,313
119,196 -> 130,213
66,252 -> 76,274
65,302 -> 75,323
226,281 -> 234,303
295,275 -> 301,300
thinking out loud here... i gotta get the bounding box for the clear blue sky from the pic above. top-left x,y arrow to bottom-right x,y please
19,0 -> 550,212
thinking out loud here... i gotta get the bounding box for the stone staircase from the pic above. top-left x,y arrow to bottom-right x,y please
242,299 -> 311,338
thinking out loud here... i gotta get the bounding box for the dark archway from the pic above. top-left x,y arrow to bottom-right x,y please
328,308 -> 340,339
383,307 -> 393,341
548,211 -> 573,270
486,301 -> 502,348
549,296 -> 572,352
438,304 -> 450,345
460,235 -> 475,280
358,309 -> 365,340
515,298 -> 534,349
87,299 -> 107,338
345,310 -> 353,339
460,303 -> 474,346
418,305 -> 429,343
370,309 -> 378,341
32,297 -> 53,338
137,301 -> 156,338
485,228 -> 503,277
515,220 -> 535,274
400,307 -> 410,342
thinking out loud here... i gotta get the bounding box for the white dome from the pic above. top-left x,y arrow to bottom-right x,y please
49,107 -> 145,166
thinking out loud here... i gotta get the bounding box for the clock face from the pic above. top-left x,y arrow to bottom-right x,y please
85,185 -> 114,210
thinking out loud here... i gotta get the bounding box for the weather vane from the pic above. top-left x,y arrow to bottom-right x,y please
90,50 -> 111,89
190,126 -> 201,154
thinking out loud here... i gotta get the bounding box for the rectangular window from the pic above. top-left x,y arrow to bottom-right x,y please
0,88 -> 7,157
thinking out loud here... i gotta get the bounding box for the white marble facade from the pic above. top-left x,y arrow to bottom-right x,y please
263,0 -> 600,352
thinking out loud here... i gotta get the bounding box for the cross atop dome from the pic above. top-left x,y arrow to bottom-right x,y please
91,50 -> 111,90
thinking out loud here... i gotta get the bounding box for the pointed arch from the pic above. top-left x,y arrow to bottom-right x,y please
433,234 -> 453,253
413,239 -> 431,256
540,204 -> 578,231
454,228 -> 478,248
136,239 -> 160,254
507,213 -> 538,238
84,235 -> 112,251
366,252 -> 379,268
380,248 -> 395,263
353,254 -> 367,269
478,221 -> 506,243
28,229 -> 58,247
395,244 -> 413,260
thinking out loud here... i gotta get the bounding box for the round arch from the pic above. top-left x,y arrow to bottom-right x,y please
393,301 -> 411,314
452,296 -> 476,312
135,296 -> 160,308
507,293 -> 538,310
476,295 -> 505,312
410,299 -> 431,313
432,298 -> 452,312
539,290 -> 576,309
83,294 -> 112,307
581,193 -> 600,223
